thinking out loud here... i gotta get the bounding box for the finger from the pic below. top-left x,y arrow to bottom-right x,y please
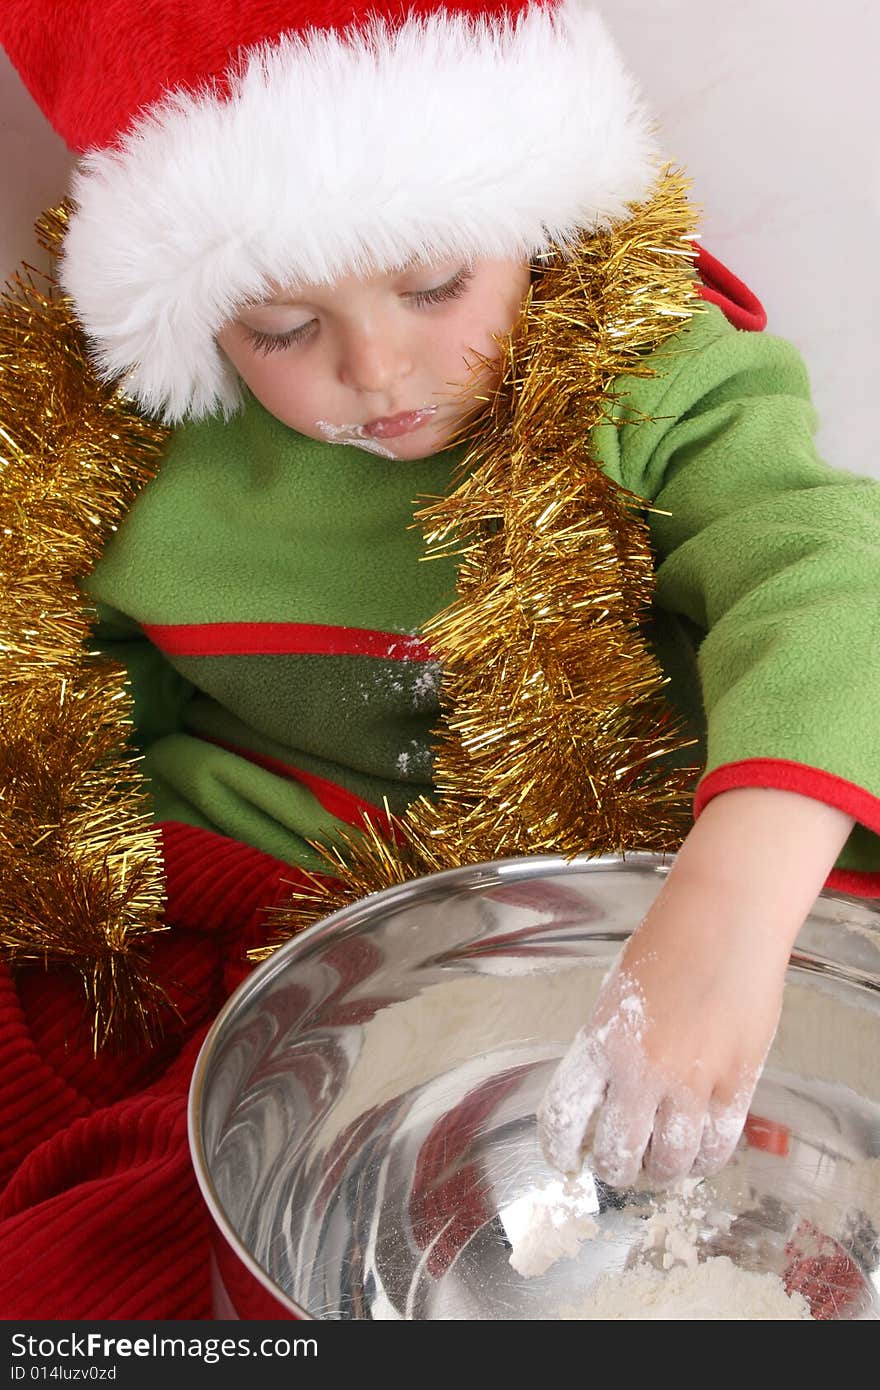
643,1090 -> 705,1186
537,1029 -> 608,1175
692,1090 -> 750,1177
590,1077 -> 658,1190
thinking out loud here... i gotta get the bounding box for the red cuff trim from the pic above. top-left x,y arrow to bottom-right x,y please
695,759 -> 880,898
825,866 -> 880,897
143,620 -> 432,662
695,245 -> 767,333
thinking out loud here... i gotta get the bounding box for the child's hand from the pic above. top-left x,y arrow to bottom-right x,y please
537,786 -> 855,1187
537,903 -> 786,1185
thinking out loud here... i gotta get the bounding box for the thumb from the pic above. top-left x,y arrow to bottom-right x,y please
537,1029 -> 607,1175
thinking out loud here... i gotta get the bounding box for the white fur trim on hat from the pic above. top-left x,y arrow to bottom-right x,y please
60,2 -> 658,423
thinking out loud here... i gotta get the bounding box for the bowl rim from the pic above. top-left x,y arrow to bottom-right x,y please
185,850 -> 880,1320
187,852 -> 669,1316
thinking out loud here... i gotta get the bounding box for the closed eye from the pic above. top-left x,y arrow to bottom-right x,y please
240,266 -> 475,355
408,267 -> 474,306
241,320 -> 317,354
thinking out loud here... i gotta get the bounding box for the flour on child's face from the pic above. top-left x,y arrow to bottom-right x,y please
312,419 -> 399,460
216,257 -> 531,461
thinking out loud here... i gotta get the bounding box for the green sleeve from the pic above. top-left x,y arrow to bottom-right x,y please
87,599 -> 195,755
590,302 -> 880,880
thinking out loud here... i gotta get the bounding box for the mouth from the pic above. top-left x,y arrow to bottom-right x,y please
361,407 -> 439,439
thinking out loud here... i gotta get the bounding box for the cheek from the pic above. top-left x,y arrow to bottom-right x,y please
451,274 -> 530,366
425,308 -> 501,378
467,265 -> 528,353
222,335 -> 329,428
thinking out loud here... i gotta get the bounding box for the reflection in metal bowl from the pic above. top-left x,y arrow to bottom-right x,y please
188,855 -> 880,1320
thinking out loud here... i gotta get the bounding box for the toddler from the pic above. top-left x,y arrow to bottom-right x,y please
1,0 -> 879,1318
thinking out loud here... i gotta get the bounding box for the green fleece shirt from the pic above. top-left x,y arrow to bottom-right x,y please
85,303 -> 880,884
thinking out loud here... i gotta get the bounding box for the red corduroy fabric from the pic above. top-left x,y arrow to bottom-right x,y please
0,823 -> 306,1319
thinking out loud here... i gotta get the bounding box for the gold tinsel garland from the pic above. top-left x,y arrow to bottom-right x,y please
0,206 -> 170,1048
0,175 -> 703,1037
258,168 -> 703,952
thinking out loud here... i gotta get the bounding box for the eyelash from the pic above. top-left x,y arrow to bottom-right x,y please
241,268 -> 474,355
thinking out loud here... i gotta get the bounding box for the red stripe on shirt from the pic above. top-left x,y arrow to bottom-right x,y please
695,758 -> 880,897
199,735 -> 398,837
142,620 -> 433,661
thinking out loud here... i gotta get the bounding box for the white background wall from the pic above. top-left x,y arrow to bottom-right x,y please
1,1 -> 878,475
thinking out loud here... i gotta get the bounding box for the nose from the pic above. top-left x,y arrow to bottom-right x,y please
337,322 -> 413,396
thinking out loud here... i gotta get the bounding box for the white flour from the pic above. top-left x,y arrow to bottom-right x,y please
313,419 -> 397,458
506,1176 -> 600,1277
560,1256 -> 811,1320
639,1179 -> 708,1270
513,1176 -> 811,1318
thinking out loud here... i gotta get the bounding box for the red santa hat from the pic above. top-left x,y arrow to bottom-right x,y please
1,1 -> 658,423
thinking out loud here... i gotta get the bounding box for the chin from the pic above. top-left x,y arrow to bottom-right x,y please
393,443 -> 444,462
390,424 -> 461,462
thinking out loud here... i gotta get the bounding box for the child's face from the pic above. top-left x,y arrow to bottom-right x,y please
217,257 -> 532,459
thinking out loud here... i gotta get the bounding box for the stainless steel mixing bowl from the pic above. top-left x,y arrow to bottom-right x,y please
188,855 -> 880,1319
